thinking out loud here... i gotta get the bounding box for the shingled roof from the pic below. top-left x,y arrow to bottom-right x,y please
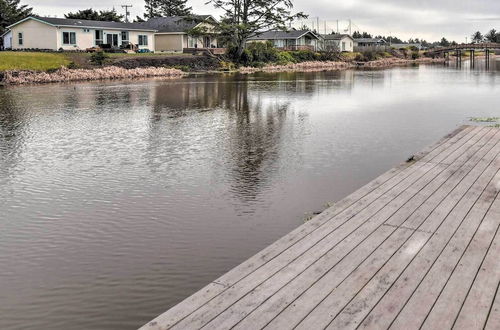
321,34 -> 353,41
248,30 -> 320,40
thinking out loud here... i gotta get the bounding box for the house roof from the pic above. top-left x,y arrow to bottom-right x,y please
248,30 -> 320,40
7,16 -> 157,31
321,34 -> 353,41
1,29 -> 11,37
139,15 -> 215,33
354,38 -> 387,44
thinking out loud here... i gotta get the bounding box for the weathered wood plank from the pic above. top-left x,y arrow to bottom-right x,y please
324,132 -> 500,330
356,142 -> 500,329
393,171 -> 500,330
451,192 -> 500,330
485,282 -> 500,330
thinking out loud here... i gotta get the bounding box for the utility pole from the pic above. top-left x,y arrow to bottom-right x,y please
348,19 -> 352,35
122,5 -> 132,23
336,20 -> 339,34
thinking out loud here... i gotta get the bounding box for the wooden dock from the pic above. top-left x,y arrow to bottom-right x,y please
141,125 -> 500,330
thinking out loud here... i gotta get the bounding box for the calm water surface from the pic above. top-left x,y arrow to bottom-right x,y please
1,61 -> 499,329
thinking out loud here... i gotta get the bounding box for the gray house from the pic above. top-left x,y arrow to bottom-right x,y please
247,30 -> 321,51
354,38 -> 387,47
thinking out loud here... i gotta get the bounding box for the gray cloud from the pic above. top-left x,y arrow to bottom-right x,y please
26,0 -> 500,41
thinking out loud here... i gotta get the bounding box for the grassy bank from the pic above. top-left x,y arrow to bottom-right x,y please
0,52 -> 71,71
0,51 -> 189,71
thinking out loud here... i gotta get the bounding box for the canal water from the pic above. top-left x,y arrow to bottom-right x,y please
1,61 -> 499,329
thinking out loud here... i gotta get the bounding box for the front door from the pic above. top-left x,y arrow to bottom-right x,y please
106,34 -> 119,47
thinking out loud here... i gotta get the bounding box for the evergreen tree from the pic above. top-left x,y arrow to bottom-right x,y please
65,8 -> 123,22
485,29 -> 498,43
471,31 -> 484,43
160,0 -> 191,16
144,0 -> 162,19
0,0 -> 33,34
143,0 -> 191,19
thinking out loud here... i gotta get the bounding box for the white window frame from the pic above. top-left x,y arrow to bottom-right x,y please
18,32 -> 23,45
138,35 -> 148,46
62,31 -> 76,45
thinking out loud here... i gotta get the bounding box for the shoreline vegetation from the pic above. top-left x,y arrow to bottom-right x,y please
0,49 -> 450,85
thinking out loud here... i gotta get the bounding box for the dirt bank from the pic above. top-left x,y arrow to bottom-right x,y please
1,66 -> 185,85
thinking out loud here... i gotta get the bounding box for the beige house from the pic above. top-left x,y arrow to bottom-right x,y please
247,30 -> 321,51
321,34 -> 354,52
6,16 -> 157,51
140,15 -> 220,53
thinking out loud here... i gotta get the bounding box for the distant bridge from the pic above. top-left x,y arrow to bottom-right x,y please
425,43 -> 500,67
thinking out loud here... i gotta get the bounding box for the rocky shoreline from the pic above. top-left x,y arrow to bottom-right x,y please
0,57 -> 447,85
0,66 -> 185,85
239,57 -> 446,73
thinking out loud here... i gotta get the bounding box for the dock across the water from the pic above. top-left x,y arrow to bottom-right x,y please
142,125 -> 500,330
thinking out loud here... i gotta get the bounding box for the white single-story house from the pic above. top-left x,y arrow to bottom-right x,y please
6,16 -> 157,51
321,34 -> 354,52
354,38 -> 387,48
247,30 -> 321,51
139,15 -> 221,53
1,30 -> 13,49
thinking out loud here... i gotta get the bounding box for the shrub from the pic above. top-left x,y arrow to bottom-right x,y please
289,50 -> 319,62
276,51 -> 296,65
90,51 -> 109,66
218,61 -> 237,71
66,61 -> 78,69
411,51 -> 420,60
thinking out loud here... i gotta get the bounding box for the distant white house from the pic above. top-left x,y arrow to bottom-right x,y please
6,16 -> 157,51
1,30 -> 13,49
247,30 -> 321,51
321,34 -> 354,52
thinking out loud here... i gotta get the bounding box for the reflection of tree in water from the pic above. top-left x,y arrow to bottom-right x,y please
147,75 -> 310,207
225,81 -> 292,205
0,90 -> 27,183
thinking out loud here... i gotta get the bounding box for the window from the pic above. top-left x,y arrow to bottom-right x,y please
83,28 -> 90,33
95,30 -> 103,45
138,35 -> 148,46
18,32 -> 23,45
62,32 -> 76,45
121,31 -> 129,41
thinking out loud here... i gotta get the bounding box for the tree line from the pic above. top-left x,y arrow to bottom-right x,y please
471,29 -> 500,43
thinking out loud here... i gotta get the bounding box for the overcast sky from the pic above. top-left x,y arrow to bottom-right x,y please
27,0 -> 500,42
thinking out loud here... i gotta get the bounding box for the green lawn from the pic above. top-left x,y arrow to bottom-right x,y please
0,51 -> 71,71
0,51 -> 194,71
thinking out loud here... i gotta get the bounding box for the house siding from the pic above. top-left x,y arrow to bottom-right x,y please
155,34 -> 184,52
10,19 -> 58,50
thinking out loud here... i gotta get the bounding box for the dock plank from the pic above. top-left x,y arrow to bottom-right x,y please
140,126 -> 500,330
